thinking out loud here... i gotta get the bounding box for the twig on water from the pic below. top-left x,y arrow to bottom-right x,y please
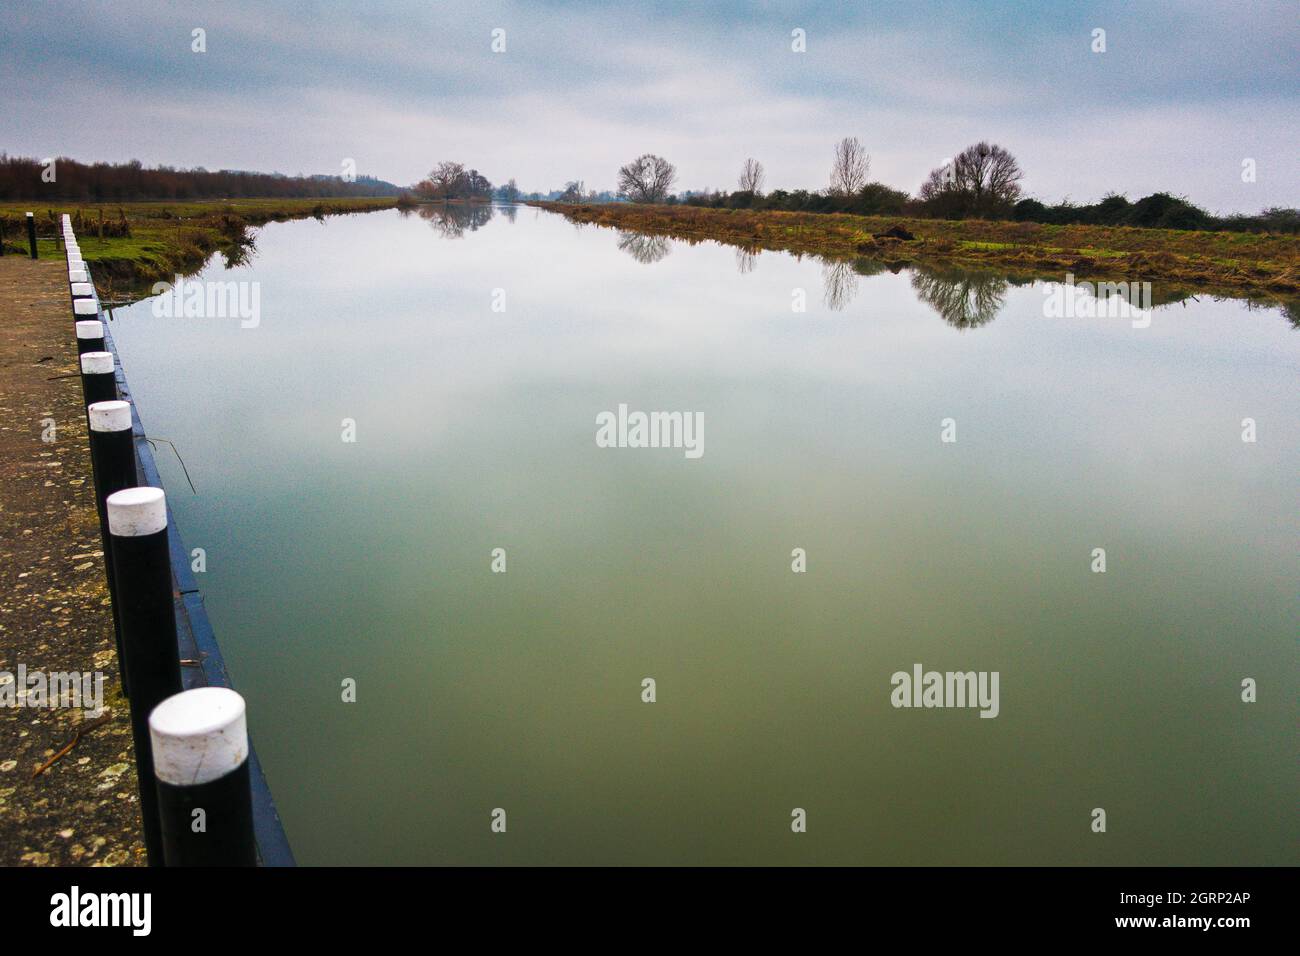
143,436 -> 197,493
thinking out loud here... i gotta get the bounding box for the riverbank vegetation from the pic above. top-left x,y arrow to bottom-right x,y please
532,200 -> 1300,300
570,140 -> 1298,238
687,182 -> 1298,235
0,197 -> 398,299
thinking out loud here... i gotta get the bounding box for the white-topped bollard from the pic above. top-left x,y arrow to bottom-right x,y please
25,211 -> 37,258
68,267 -> 89,283
75,319 -> 105,355
73,297 -> 98,322
79,350 -> 117,407
149,687 -> 257,866
87,399 -> 135,695
107,486 -> 183,866
71,280 -> 95,313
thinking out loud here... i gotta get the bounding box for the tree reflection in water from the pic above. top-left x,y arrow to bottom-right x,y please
418,202 -> 495,239
820,257 -> 887,311
822,259 -> 859,310
596,233 -> 1045,332
910,266 -> 1008,329
617,231 -> 672,264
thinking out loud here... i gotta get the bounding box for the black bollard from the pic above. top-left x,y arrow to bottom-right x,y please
79,351 -> 117,408
87,400 -> 135,696
75,319 -> 105,355
25,212 -> 37,259
150,687 -> 257,867
107,486 -> 183,865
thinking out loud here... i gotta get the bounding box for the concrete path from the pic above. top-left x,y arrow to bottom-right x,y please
0,255 -> 144,865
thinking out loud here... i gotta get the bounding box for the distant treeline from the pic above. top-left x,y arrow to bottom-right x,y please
0,154 -> 402,201
1011,194 -> 1299,234
681,185 -> 1298,234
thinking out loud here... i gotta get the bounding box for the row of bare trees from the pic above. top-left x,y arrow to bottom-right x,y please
735,137 -> 873,198
752,137 -> 1022,212
608,138 -> 1023,219
0,154 -> 399,201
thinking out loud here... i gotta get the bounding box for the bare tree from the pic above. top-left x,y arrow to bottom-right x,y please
920,142 -> 1022,218
918,163 -> 954,201
617,154 -> 677,203
738,158 -> 765,195
954,141 -> 1022,214
829,137 -> 869,196
427,161 -> 466,200
559,180 -> 584,203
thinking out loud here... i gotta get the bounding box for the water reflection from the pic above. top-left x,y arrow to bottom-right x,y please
591,223 -> 1295,331
418,202 -> 494,238
617,231 -> 672,264
819,257 -> 889,311
910,266 -> 1009,329
821,259 -> 858,310
811,251 -> 1012,326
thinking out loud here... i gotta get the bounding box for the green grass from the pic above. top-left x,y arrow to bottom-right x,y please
960,240 -> 1016,251
1,197 -> 397,298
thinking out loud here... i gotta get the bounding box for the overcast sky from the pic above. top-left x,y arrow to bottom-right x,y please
3,0 -> 1296,212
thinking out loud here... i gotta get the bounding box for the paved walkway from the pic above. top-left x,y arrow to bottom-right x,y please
0,255 -> 144,865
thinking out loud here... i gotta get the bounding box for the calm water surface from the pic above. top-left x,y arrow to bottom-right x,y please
107,205 -> 1298,865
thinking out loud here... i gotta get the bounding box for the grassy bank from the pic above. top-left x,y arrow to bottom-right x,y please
532,202 -> 1300,301
0,197 -> 397,300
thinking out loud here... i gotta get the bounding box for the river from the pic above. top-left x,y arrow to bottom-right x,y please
105,203 -> 1299,865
